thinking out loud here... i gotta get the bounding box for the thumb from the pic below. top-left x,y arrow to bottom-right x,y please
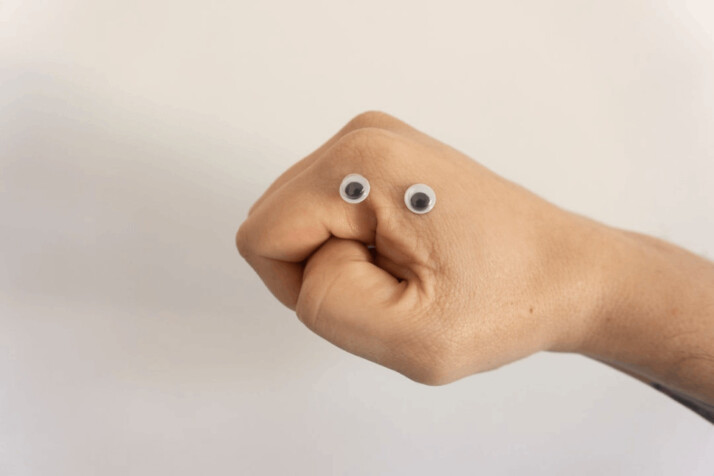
296,237 -> 409,365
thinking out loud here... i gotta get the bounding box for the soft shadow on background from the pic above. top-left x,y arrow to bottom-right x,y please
1,1 -> 714,475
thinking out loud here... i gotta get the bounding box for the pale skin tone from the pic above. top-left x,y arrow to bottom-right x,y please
236,111 -> 714,408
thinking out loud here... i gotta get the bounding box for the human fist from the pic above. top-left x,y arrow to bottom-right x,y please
236,111 -> 607,385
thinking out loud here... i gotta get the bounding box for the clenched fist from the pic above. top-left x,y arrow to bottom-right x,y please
236,111 -> 714,404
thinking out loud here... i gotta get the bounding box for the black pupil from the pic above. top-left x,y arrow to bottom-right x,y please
344,182 -> 364,199
410,192 -> 430,210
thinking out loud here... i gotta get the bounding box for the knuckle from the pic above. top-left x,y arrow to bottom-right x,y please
345,110 -> 397,131
235,223 -> 251,259
294,271 -> 315,324
294,296 -> 310,326
294,282 -> 322,330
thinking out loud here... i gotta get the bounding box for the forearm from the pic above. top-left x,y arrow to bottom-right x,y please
581,227 -> 714,406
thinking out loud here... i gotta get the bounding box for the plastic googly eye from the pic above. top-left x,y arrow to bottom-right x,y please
404,183 -> 436,214
339,173 -> 370,204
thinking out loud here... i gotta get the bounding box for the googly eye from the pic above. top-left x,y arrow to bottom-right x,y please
404,183 -> 436,214
339,173 -> 370,204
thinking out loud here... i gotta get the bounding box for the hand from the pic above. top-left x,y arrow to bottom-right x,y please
236,111 -> 609,384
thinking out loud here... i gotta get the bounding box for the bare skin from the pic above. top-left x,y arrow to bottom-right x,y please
236,111 -> 714,410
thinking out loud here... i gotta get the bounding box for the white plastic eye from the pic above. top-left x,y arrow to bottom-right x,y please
404,183 -> 436,214
339,173 -> 370,204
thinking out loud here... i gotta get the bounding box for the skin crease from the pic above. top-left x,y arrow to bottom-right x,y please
236,111 -> 714,404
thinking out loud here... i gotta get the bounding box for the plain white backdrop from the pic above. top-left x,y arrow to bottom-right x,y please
1,1 -> 714,474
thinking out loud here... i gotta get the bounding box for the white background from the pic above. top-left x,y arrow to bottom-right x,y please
2,1 -> 714,474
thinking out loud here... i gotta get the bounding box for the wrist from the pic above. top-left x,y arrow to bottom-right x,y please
541,213 -> 617,355
576,227 -> 714,402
